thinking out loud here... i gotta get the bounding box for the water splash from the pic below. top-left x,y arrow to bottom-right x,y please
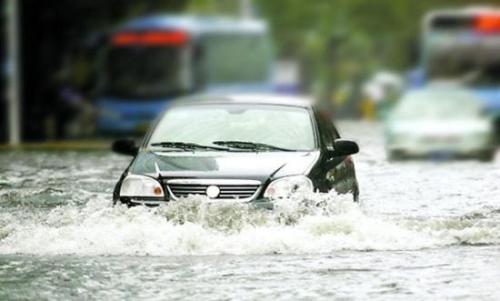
0,192 -> 498,256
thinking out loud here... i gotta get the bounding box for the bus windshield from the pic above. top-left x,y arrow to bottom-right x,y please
427,52 -> 500,86
102,46 -> 185,99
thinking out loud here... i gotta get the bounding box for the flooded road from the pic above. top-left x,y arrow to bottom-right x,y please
1,122 -> 499,300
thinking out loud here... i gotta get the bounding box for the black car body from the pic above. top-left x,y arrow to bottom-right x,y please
112,95 -> 359,206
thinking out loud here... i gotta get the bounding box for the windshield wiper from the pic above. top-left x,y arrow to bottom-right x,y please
150,141 -> 230,151
212,140 -> 295,152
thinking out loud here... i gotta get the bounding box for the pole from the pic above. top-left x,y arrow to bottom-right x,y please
239,0 -> 252,19
5,0 -> 21,145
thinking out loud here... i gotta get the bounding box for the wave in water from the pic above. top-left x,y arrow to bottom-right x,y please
0,192 -> 499,256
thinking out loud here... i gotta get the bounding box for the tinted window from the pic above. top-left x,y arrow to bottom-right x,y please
429,15 -> 474,31
317,113 -> 339,149
393,90 -> 483,120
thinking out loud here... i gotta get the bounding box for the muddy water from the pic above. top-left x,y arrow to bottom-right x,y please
0,122 -> 499,300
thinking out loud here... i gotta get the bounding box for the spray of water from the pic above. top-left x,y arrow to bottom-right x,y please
0,192 -> 498,256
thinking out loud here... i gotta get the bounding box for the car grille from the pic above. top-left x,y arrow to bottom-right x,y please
165,179 -> 261,201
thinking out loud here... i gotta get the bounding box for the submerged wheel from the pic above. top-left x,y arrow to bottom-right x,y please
478,151 -> 495,162
352,184 -> 360,203
387,150 -> 404,162
353,192 -> 359,203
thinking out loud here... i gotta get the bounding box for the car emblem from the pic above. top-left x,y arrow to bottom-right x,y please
206,185 -> 220,198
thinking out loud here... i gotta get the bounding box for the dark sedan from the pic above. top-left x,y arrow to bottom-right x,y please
112,94 -> 360,206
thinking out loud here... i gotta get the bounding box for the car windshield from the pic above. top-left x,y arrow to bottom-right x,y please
392,89 -> 483,120
148,104 -> 316,151
101,46 -> 185,98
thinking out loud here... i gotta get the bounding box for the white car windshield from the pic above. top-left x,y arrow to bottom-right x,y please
393,90 -> 483,120
148,104 -> 316,151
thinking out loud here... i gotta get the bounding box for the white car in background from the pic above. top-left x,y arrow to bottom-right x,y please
385,87 -> 496,161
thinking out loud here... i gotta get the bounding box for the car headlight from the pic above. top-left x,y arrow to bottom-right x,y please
264,175 -> 313,200
120,174 -> 164,197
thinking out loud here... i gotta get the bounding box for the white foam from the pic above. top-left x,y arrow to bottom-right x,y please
0,192 -> 498,256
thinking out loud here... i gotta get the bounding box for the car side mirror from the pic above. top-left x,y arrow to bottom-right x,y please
329,139 -> 359,157
112,139 -> 139,156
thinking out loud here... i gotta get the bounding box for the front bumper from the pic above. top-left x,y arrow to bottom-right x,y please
386,133 -> 494,158
117,197 -> 274,209
387,148 -> 494,160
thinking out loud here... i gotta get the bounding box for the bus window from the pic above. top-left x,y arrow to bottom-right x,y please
100,34 -> 191,99
101,46 -> 186,99
428,15 -> 474,31
201,34 -> 271,85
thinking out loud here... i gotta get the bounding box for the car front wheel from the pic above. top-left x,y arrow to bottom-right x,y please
478,150 -> 495,162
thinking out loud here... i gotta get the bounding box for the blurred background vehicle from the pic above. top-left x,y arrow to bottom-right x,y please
385,86 -> 495,161
415,7 -> 500,137
96,15 -> 274,135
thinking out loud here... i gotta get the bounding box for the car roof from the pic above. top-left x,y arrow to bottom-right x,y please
171,94 -> 315,108
117,15 -> 267,36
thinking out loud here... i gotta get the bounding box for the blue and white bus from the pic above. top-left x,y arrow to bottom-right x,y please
419,7 -> 500,130
95,15 -> 274,134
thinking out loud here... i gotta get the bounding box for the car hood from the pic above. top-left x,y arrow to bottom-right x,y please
129,150 -> 320,182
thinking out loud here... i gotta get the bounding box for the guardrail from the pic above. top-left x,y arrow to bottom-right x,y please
0,140 -> 112,151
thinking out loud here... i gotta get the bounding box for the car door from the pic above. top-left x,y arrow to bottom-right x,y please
316,112 -> 358,198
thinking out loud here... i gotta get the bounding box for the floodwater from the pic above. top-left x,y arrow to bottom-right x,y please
0,121 -> 499,300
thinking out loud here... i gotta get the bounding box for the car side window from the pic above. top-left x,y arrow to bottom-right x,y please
317,112 -> 337,149
331,124 -> 340,139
